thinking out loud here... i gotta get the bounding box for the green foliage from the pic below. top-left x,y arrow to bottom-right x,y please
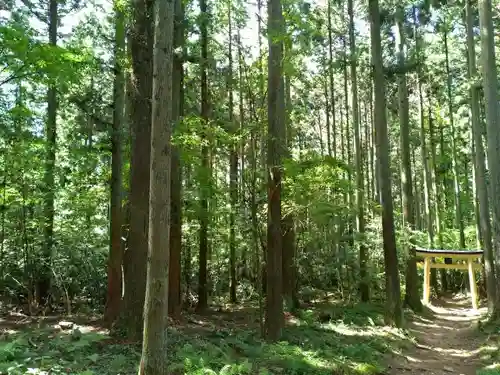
478,370 -> 500,375
0,0 -> 497,372
0,15 -> 94,89
0,328 -> 119,375
473,329 -> 500,375
0,302 -> 408,374
281,153 -> 356,290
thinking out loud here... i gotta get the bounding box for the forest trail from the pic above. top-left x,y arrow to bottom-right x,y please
388,295 -> 489,375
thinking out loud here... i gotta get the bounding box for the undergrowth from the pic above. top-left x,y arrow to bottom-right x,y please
476,330 -> 500,375
0,302 -> 410,375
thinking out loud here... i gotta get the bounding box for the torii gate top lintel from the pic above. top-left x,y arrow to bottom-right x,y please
415,247 -> 484,258
415,247 -> 483,310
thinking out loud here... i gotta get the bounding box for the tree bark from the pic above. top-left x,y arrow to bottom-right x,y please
327,0 -> 336,158
369,0 -> 403,327
105,2 -> 126,325
282,54 -> 298,309
138,0 -> 175,371
120,0 -> 154,341
197,0 -> 210,311
348,0 -> 368,302
414,6 -> 434,251
228,0 -> 238,304
168,0 -> 185,319
265,0 -> 285,341
443,24 -> 466,250
397,8 -> 421,312
38,0 -> 58,307
466,0 -> 495,310
478,0 -> 500,310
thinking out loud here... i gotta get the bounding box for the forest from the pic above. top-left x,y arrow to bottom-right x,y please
3,0 -> 500,372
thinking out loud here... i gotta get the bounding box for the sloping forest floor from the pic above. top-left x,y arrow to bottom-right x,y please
0,293 -> 499,374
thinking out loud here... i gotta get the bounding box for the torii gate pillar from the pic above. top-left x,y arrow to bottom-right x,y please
416,248 -> 482,310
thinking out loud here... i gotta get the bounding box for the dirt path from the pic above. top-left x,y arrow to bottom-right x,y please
388,295 -> 488,375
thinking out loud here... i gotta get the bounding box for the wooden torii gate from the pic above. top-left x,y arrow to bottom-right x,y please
415,248 -> 483,309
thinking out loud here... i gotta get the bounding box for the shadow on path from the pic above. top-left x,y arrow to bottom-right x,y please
388,295 -> 487,375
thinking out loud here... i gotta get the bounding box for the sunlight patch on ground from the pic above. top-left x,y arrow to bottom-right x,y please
480,345 -> 499,361
387,339 -> 479,363
0,327 -> 18,335
432,346 -> 477,358
351,362 -> 382,374
412,321 -> 455,330
326,321 -> 406,340
481,362 -> 500,370
412,316 -> 434,324
427,303 -> 486,319
432,312 -> 482,321
403,355 -> 421,363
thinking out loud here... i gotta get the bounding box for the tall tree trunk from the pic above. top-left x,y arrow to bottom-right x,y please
324,78 -> 332,157
467,1 -> 495,309
437,97 -> 450,291
348,0 -> 368,302
343,33 -> 352,204
105,2 -> 126,325
471,137 -> 482,249
238,32 -> 247,269
412,148 -> 421,230
258,0 -> 266,171
244,32 -> 264,335
39,0 -> 58,306
342,29 -> 355,269
419,92 -> 434,248
265,0 -> 285,341
327,0 -> 337,158
414,7 -> 434,251
120,0 -> 154,340
184,165 -> 192,300
444,25 -> 466,249
466,0 -> 495,310
369,0 -> 403,327
428,94 -> 441,292
138,0 -> 174,371
168,0 -> 185,318
397,8 -> 421,312
228,1 -> 238,303
363,100 -> 371,200
478,0 -> 500,310
317,111 -> 325,155
340,94 -> 346,201
282,41 -> 298,309
121,39 -> 133,267
197,0 -> 210,311
369,86 -> 379,203
85,77 -> 95,230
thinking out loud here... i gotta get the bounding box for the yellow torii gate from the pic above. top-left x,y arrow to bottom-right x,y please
415,248 -> 483,309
